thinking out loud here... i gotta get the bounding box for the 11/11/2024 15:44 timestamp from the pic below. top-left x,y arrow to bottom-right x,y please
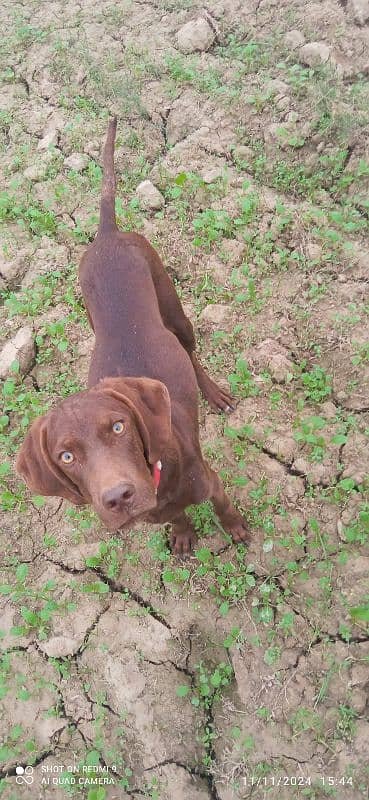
243,776 -> 354,788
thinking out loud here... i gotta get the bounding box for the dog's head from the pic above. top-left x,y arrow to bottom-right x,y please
16,376 -> 171,530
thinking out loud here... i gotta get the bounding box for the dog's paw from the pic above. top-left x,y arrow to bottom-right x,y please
202,379 -> 238,414
169,528 -> 197,557
228,521 -> 250,544
222,512 -> 250,545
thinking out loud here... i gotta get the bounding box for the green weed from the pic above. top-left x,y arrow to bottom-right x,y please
297,362 -> 332,403
195,545 -> 255,615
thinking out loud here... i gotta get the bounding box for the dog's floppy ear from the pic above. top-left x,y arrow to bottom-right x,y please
99,376 -> 171,463
16,414 -> 86,505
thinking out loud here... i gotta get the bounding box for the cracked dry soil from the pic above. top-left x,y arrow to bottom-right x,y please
1,0 -> 369,798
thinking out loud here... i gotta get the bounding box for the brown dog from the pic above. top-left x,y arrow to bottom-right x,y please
16,118 -> 249,555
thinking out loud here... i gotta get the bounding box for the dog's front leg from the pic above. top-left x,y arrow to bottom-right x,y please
206,465 -> 250,545
169,512 -> 198,557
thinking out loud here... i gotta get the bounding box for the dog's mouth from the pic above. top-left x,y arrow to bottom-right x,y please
96,494 -> 158,531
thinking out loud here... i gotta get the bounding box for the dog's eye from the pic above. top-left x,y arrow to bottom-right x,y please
61,451 -> 74,464
112,421 -> 125,434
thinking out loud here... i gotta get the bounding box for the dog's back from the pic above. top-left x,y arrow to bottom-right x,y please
78,120 -> 198,408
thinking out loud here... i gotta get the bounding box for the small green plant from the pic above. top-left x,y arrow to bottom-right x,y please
219,35 -> 273,74
343,503 -> 369,546
228,358 -> 258,399
288,707 -> 323,739
186,500 -> 218,536
335,705 -> 357,742
195,545 -> 255,615
231,265 -> 269,313
177,659 -> 234,770
0,191 -> 59,237
164,53 -> 224,96
2,265 -> 85,321
192,208 -> 233,250
3,273 -> 60,317
1,377 -> 50,456
351,341 -> 369,366
285,63 -> 314,96
297,362 -> 332,403
35,317 -> 70,363
64,505 -> 99,541
294,415 -> 327,462
161,565 -> 191,593
147,530 -> 171,563
84,540 -> 121,579
350,603 -> 369,626
0,566 -> 76,640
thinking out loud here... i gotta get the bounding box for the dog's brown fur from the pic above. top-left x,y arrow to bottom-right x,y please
16,118 -> 249,555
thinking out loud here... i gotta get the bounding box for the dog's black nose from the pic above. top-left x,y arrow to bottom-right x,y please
102,482 -> 135,511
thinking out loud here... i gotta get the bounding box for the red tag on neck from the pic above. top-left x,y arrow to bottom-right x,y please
152,460 -> 162,494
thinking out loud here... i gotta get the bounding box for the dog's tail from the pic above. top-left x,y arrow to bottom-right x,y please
99,116 -> 118,233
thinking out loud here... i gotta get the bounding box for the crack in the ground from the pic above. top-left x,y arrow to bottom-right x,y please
79,680 -> 120,719
140,757 -> 214,797
92,566 -> 172,630
2,8 -> 369,793
41,554 -> 89,575
273,576 -> 369,645
339,403 -> 369,413
204,702 -> 223,800
17,75 -> 30,97
1,644 -> 30,655
40,556 -> 172,647
73,603 -> 112,657
67,210 -> 95,242
259,443 -> 309,489
159,107 -> 170,150
42,498 -> 64,521
225,426 -> 312,488
74,718 -> 129,783
0,747 -> 56,781
202,9 -> 219,42
143,757 -> 209,779
143,656 -> 196,683
0,719 -> 71,781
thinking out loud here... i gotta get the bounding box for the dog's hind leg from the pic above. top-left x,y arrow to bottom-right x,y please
143,241 -> 237,413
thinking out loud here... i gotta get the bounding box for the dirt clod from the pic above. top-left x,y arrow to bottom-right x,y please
176,17 -> 215,54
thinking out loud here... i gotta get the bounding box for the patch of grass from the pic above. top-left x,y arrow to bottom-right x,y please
0,190 -> 59,237
334,705 -> 357,742
192,208 -> 234,250
351,341 -> 369,366
8,14 -> 51,48
177,659 -> 234,770
194,545 -> 256,615
227,358 -> 259,399
0,564 -> 76,641
2,272 -> 64,318
84,540 -> 122,579
294,415 -> 328,463
186,499 -> 219,537
218,33 -> 278,74
296,362 -> 332,404
342,503 -> 369,546
164,53 -> 225,96
288,706 -> 324,739
35,318 -> 70,363
1,377 -> 50,456
64,506 -> 100,543
164,171 -> 227,230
